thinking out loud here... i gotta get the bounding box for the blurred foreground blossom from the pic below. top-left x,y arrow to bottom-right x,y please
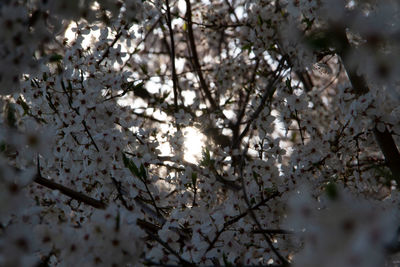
287,184 -> 398,267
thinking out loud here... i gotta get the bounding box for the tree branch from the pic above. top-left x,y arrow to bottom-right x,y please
185,0 -> 218,110
333,26 -> 400,180
34,174 -> 107,209
165,0 -> 180,113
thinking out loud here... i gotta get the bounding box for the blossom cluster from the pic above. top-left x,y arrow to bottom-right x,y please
1,0 -> 400,266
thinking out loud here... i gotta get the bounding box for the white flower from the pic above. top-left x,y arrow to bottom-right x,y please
175,109 -> 192,126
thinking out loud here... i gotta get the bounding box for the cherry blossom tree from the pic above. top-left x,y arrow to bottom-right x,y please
1,0 -> 400,266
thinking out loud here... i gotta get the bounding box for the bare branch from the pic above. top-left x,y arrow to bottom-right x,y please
34,174 -> 107,210
185,0 -> 218,110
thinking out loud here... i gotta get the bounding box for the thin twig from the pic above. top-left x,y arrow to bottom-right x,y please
252,229 -> 294,235
97,25 -> 126,66
233,57 -> 286,149
205,189 -> 281,253
239,144 -> 290,266
294,109 -> 304,145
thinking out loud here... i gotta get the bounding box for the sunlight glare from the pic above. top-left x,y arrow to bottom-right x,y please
183,127 -> 206,164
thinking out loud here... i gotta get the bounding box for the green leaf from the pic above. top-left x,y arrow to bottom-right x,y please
122,153 -> 130,166
17,97 -> 30,115
134,82 -> 144,91
264,187 -> 276,195
0,142 -> 6,152
285,78 -> 293,93
67,81 -> 73,96
140,64 -> 148,75
268,43 -> 278,52
161,91 -> 170,102
257,15 -> 262,25
301,16 -> 314,31
304,31 -> 337,52
191,172 -> 197,187
200,147 -> 214,167
325,182 -> 338,200
290,132 -> 297,143
222,253 -> 233,267
252,171 -> 259,182
265,19 -> 272,28
242,44 -> 252,53
115,211 -> 120,231
122,153 -> 141,178
5,102 -> 16,127
139,163 -> 147,180
49,54 -> 63,63
60,80 -> 66,91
